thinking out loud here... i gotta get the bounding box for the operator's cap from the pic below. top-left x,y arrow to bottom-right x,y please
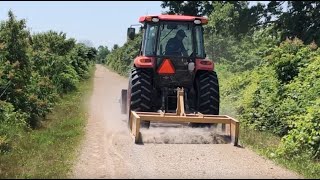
177,29 -> 187,37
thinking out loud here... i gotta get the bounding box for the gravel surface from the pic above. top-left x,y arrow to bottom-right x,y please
71,64 -> 303,179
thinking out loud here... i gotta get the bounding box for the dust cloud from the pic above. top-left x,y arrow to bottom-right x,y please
140,123 -> 231,144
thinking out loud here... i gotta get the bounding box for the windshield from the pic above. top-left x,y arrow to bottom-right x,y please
142,22 -> 206,58
156,22 -> 193,57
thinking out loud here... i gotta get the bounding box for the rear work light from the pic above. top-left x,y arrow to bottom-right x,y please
194,19 -> 208,24
144,16 -> 159,22
134,56 -> 154,68
152,17 -> 159,22
200,61 -> 212,65
194,19 -> 201,24
157,59 -> 175,74
145,16 -> 152,21
139,58 -> 152,63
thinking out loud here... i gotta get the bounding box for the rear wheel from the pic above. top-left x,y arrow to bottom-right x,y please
191,71 -> 220,128
128,67 -> 153,128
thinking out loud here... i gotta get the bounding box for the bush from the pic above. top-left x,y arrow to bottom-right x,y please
105,33 -> 142,76
219,38 -> 320,161
0,10 -> 96,152
277,55 -> 320,160
0,101 -> 28,153
265,38 -> 317,84
233,66 -> 288,135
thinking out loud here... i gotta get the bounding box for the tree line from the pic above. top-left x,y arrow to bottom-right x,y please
0,11 -> 97,153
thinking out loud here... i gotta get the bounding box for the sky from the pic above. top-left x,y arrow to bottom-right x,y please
0,1 -> 166,48
0,1 -> 271,49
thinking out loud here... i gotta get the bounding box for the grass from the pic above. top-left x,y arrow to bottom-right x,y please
239,126 -> 320,179
219,91 -> 320,178
0,65 -> 95,179
220,93 -> 320,179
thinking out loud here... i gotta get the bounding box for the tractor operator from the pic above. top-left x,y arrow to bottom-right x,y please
165,29 -> 188,56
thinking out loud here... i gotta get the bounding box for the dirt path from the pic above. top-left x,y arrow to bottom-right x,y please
71,64 -> 302,179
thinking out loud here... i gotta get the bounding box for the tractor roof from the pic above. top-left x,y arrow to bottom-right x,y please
139,14 -> 208,24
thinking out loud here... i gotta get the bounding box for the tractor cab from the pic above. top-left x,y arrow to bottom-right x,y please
127,15 -> 212,89
128,15 -> 207,58
128,15 -> 208,57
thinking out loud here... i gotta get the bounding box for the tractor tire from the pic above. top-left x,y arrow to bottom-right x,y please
128,67 -> 153,129
191,71 -> 220,128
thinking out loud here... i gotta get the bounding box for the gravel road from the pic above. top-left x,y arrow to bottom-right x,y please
71,64 -> 302,179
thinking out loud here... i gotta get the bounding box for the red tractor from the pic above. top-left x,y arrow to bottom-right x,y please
121,15 -> 219,129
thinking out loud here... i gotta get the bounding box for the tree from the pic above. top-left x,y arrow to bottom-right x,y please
78,39 -> 94,47
112,44 -> 119,51
0,10 -> 32,114
206,1 -> 266,38
160,1 -> 213,16
31,31 -> 76,56
275,1 -> 320,45
161,1 -> 266,38
96,45 -> 110,63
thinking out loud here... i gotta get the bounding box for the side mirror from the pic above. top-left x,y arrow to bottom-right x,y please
127,27 -> 135,41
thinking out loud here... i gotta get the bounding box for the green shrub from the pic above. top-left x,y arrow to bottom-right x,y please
265,38 -> 317,84
54,63 -> 80,93
0,101 -> 28,153
236,66 -> 287,135
277,55 -> 320,160
0,10 -> 96,152
218,37 -> 320,161
105,33 -> 142,76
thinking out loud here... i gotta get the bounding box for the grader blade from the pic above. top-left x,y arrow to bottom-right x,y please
128,88 -> 240,146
